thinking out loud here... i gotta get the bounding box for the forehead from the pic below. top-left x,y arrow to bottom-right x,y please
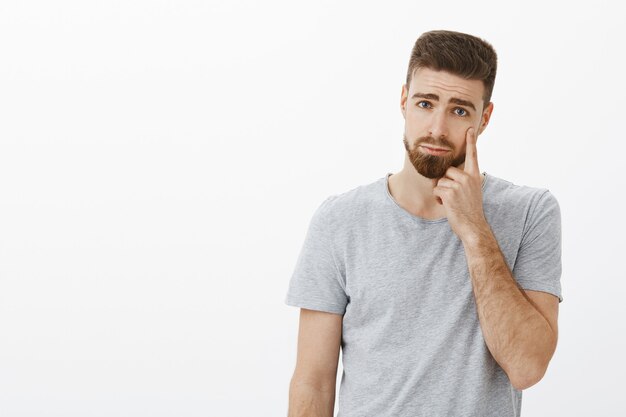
409,67 -> 484,102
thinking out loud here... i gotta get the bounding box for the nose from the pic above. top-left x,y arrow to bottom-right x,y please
428,108 -> 449,139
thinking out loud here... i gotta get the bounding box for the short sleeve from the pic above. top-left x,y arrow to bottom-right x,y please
512,190 -> 563,303
284,197 -> 348,315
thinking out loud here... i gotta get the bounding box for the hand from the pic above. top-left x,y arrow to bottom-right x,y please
432,127 -> 488,241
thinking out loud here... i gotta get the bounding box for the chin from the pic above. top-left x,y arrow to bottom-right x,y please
418,170 -> 447,179
412,157 -> 453,179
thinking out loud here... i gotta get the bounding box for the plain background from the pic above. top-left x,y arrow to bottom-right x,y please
0,1 -> 624,416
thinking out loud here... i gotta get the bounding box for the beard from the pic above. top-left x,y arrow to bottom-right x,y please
403,133 -> 467,179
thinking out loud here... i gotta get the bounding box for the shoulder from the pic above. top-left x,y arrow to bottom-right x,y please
315,176 -> 384,228
485,173 -> 559,213
483,173 -> 561,245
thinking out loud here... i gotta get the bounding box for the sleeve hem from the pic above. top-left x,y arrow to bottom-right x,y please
284,296 -> 346,315
516,279 -> 563,303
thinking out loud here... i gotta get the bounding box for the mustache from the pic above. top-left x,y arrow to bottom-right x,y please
417,136 -> 453,150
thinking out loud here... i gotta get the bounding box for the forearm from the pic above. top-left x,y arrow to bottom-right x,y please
288,379 -> 335,417
462,223 -> 556,389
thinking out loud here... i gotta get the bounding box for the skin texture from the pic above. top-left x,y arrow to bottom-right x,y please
391,67 -> 559,390
288,309 -> 342,417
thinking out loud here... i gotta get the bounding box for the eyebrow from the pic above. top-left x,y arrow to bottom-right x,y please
411,92 -> 476,111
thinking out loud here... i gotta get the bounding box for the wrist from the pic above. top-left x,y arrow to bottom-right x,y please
461,219 -> 492,247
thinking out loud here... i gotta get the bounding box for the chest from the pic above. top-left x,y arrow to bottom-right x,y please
342,225 -> 472,319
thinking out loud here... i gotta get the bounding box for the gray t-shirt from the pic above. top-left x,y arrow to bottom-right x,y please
285,171 -> 562,417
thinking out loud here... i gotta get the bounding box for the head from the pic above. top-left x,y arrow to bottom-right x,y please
400,30 -> 497,179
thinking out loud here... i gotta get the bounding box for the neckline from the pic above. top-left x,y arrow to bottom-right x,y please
383,171 -> 489,224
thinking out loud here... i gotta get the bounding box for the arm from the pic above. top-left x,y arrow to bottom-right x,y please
462,224 -> 558,390
431,128 -> 561,391
288,308 -> 342,417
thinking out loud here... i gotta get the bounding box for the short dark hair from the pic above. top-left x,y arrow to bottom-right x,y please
405,30 -> 498,111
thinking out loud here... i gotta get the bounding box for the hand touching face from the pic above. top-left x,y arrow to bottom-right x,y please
432,127 -> 488,240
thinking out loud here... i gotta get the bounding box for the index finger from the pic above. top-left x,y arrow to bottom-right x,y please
464,127 -> 479,175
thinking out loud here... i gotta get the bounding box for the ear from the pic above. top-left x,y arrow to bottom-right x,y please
400,84 -> 408,119
477,102 -> 494,135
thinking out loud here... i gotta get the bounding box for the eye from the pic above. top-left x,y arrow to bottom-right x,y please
416,100 -> 432,109
454,107 -> 468,117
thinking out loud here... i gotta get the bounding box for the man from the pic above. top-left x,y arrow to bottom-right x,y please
285,30 -> 562,417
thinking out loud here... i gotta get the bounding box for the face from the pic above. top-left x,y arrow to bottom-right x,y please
400,67 -> 494,179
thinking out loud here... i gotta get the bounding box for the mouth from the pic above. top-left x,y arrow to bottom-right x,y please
420,145 -> 451,155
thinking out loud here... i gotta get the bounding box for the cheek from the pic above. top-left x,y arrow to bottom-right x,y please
451,118 -> 474,135
406,108 -> 430,125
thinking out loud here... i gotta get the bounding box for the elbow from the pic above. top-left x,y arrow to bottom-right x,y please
510,330 -> 557,391
510,372 -> 542,391
509,359 -> 549,391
